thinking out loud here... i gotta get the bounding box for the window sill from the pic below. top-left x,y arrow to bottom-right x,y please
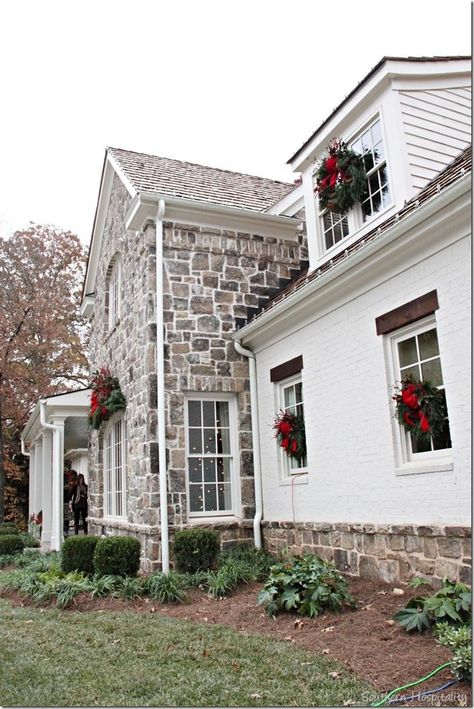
395,459 -> 453,476
279,472 -> 309,487
103,320 -> 121,343
187,515 -> 241,525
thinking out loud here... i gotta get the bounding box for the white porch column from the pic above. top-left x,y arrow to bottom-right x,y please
41,431 -> 53,548
50,418 -> 65,551
28,447 -> 36,519
33,439 -> 43,516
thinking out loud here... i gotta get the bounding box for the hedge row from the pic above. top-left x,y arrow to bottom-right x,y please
61,536 -> 141,576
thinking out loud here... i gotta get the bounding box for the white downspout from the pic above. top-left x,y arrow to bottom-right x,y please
155,199 -> 169,574
40,401 -> 63,551
233,340 -> 263,548
21,440 -> 30,457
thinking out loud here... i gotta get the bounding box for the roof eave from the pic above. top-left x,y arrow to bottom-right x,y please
125,192 -> 303,240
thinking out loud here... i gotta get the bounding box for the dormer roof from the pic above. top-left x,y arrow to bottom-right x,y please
288,55 -> 471,170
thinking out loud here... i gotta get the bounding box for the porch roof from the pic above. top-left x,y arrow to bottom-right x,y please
22,388 -> 91,446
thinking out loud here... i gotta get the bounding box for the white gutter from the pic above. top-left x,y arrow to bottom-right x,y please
21,439 -> 30,457
155,199 -> 169,574
40,401 -> 63,551
233,341 -> 263,548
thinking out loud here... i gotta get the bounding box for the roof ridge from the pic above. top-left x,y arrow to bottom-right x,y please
107,146 -> 293,187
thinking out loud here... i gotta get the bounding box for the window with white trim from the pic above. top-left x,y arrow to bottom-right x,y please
186,397 -> 236,517
317,116 -> 391,253
391,317 -> 451,462
103,415 -> 127,518
107,256 -> 121,330
279,376 -> 307,475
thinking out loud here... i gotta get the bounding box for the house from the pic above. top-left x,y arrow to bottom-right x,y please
24,56 -> 471,583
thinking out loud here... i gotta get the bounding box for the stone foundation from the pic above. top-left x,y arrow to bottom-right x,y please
262,521 -> 471,585
89,516 -> 253,572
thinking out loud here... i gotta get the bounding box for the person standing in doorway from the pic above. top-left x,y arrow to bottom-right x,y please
69,473 -> 88,535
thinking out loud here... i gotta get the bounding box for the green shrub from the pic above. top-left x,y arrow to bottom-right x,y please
393,579 -> 471,632
61,536 -> 99,575
19,532 -> 40,548
93,536 -> 141,577
0,535 -> 24,555
144,571 -> 188,603
435,623 -> 471,681
219,544 -> 276,581
0,525 -> 18,535
258,554 -> 356,618
173,528 -> 220,573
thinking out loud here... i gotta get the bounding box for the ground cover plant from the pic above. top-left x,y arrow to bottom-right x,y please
435,622 -> 472,681
393,578 -> 471,632
0,596 -> 371,707
258,553 -> 356,617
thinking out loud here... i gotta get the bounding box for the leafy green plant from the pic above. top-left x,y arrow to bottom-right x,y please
144,571 -> 188,603
219,544 -> 275,581
0,523 -> 18,535
173,528 -> 220,573
93,536 -> 141,577
112,575 -> 143,600
394,579 -> 471,632
90,574 -> 122,598
408,576 -> 432,589
62,536 -> 100,575
0,553 -> 19,567
435,623 -> 471,681
0,534 -> 24,555
19,532 -> 40,548
258,554 -> 356,618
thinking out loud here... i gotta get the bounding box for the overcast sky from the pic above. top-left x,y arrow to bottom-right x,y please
0,0 -> 471,244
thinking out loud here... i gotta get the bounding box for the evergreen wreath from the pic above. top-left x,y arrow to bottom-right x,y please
393,375 -> 447,442
314,138 -> 368,213
88,367 -> 126,430
273,410 -> 306,461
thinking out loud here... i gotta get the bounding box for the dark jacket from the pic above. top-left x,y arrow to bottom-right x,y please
70,482 -> 88,510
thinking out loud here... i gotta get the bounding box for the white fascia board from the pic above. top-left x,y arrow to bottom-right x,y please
234,176 -> 470,350
125,192 -> 303,240
81,156 -> 133,313
22,402 -> 41,445
265,183 -> 304,216
106,150 -> 136,197
289,58 -> 471,172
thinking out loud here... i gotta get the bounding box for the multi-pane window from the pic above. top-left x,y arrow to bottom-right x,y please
104,416 -> 127,518
281,378 -> 307,473
187,399 -> 234,516
322,210 -> 349,251
351,118 -> 390,221
107,258 -> 121,330
317,116 -> 391,254
394,322 -> 451,457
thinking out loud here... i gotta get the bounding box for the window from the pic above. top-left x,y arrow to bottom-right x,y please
106,256 -> 121,330
279,376 -> 307,474
351,118 -> 390,221
186,397 -> 236,517
391,317 -> 451,462
104,416 -> 127,518
317,116 -> 391,253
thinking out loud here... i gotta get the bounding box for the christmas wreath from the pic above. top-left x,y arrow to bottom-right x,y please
393,376 -> 446,442
88,367 -> 126,430
314,138 -> 367,213
273,410 -> 306,461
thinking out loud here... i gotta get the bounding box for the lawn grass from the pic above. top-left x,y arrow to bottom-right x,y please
0,596 -> 373,707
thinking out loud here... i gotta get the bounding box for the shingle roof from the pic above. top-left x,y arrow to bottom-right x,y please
288,56 -> 471,164
108,147 -> 294,212
241,146 -> 471,325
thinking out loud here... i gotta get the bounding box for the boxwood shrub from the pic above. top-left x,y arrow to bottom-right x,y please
93,536 -> 141,577
173,528 -> 220,573
0,523 -> 18,535
61,536 -> 100,575
0,534 -> 24,555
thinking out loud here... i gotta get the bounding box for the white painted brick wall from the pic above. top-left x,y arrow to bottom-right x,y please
255,235 -> 470,526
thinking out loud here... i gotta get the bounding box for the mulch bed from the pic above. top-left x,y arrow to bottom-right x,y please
1,575 -> 471,707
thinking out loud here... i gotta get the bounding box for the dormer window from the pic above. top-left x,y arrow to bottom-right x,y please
106,255 -> 121,331
351,118 -> 390,221
317,116 -> 391,254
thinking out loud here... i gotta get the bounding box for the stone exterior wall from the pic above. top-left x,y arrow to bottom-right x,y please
262,521 -> 471,585
87,173 -> 307,570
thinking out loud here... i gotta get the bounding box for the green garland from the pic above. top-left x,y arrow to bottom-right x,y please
88,367 -> 126,430
314,138 -> 368,213
273,410 -> 306,462
393,376 -> 447,443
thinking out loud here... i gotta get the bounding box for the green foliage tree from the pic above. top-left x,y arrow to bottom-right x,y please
0,224 -> 89,524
